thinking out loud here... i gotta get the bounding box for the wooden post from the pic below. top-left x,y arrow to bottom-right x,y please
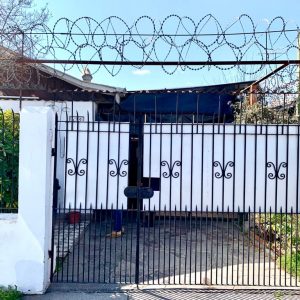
249,84 -> 258,105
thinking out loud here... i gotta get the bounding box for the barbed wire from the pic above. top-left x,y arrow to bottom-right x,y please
0,15 -> 299,91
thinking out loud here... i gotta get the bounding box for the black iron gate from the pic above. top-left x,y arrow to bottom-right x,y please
51,107 -> 300,287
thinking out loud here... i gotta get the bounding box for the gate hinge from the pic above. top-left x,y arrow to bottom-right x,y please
51,148 -> 56,157
48,250 -> 53,259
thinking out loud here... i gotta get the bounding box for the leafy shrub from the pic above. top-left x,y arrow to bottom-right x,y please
234,99 -> 298,124
0,286 -> 22,300
277,251 -> 300,278
0,110 -> 19,211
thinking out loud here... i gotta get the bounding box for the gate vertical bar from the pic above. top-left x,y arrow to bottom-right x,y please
135,114 -> 144,285
50,113 -> 58,282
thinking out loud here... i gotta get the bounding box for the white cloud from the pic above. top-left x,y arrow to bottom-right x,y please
132,69 -> 151,75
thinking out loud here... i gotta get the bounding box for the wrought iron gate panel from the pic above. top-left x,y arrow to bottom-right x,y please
143,123 -> 299,213
51,114 -> 300,287
56,120 -> 130,210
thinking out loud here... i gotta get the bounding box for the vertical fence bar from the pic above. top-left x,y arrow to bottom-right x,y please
232,114 -> 237,285
273,118 -> 279,286
242,120 -> 247,285
63,111 -> 69,209
93,120 -> 101,282
226,206 -> 230,285
179,118 -> 183,284
221,116 -> 226,284
210,117 -> 215,284
77,203 -> 82,282
258,207 -> 262,286
253,117 -> 258,285
184,205 -> 188,284
97,204 -> 103,282
189,118 -> 194,284
148,116 -> 153,284
205,205 -> 208,285
216,206 -> 219,285
50,113 -> 58,281
168,120 -> 173,284
82,112 -> 90,282
200,115 -> 204,284
66,204 -> 71,282
135,114 -> 144,285
194,205 -> 198,284
87,204 -> 92,282
296,117 -> 300,286
285,121 -> 290,287
158,115 -> 163,284
264,122 -> 268,286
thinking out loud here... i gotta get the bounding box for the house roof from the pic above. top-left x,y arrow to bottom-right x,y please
128,80 -> 256,94
35,64 -> 126,93
0,46 -> 126,94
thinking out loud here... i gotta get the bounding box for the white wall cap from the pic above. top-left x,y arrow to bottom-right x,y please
21,106 -> 52,115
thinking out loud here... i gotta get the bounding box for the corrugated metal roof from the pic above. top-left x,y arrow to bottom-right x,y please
127,81 -> 256,94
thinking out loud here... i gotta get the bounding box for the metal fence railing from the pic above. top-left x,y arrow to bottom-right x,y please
0,109 -> 19,213
50,95 -> 300,286
52,206 -> 300,286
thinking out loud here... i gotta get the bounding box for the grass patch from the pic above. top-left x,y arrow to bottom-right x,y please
0,286 -> 22,300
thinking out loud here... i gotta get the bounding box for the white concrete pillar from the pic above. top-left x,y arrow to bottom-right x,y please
0,107 -> 54,294
18,106 -> 54,293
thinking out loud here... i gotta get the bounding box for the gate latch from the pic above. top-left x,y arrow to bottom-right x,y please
124,186 -> 154,199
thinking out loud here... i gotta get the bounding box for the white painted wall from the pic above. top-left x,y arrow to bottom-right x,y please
0,107 -> 54,294
0,99 -> 94,121
143,124 -> 300,213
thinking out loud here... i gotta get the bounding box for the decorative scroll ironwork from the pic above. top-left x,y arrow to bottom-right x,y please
109,159 -> 129,177
67,158 -> 87,176
0,15 -> 299,87
266,162 -> 287,180
213,161 -> 234,179
161,160 -> 182,178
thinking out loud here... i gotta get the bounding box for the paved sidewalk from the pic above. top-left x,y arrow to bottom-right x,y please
22,288 -> 300,299
23,291 -> 127,299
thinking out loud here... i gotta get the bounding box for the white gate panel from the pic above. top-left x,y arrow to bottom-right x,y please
64,122 -> 129,209
143,124 -> 300,212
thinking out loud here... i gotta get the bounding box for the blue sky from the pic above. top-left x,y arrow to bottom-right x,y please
35,0 -> 300,90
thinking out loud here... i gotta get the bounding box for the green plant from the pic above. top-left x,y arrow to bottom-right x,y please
273,290 -> 284,300
234,99 -> 298,124
0,110 -> 19,210
55,257 -> 63,273
277,251 -> 300,278
0,286 -> 22,300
